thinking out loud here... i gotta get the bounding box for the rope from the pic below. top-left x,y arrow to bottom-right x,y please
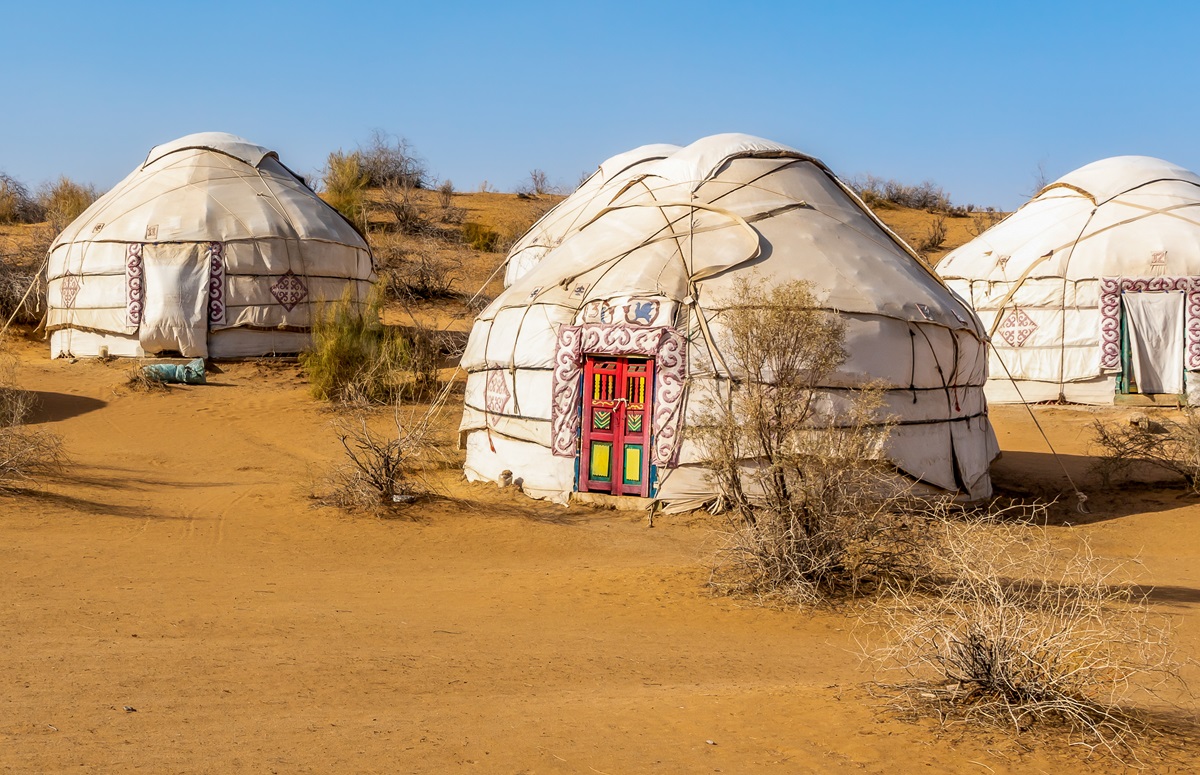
992,347 -> 1090,514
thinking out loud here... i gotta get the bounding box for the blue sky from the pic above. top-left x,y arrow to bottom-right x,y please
3,1 -> 1198,210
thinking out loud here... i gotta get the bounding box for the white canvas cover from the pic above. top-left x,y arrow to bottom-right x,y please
460,134 -> 999,510
46,132 -> 374,358
937,156 -> 1200,404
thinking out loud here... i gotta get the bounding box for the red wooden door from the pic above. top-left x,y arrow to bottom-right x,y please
579,356 -> 654,496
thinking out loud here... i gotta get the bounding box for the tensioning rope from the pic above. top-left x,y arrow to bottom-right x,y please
991,346 -> 1090,514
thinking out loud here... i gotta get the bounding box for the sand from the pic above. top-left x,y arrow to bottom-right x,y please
1,332 -> 1197,774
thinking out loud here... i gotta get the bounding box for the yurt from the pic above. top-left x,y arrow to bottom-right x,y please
46,132 -> 374,359
459,134 -> 999,510
938,156 -> 1200,404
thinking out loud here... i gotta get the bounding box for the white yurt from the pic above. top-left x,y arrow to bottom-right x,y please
938,156 -> 1200,404
46,132 -> 374,359
459,134 -> 999,510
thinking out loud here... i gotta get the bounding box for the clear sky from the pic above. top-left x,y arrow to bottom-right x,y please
3,0 -> 1199,210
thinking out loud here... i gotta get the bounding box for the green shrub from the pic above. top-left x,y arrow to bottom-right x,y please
301,290 -> 436,404
38,176 -> 98,229
462,222 -> 501,251
322,151 -> 368,229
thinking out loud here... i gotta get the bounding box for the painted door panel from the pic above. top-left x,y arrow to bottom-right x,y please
579,356 -> 653,496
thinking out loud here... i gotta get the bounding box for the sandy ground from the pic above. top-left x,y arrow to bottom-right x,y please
1,332 -> 1198,774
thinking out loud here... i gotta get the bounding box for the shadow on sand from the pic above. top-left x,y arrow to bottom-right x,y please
24,391 -> 107,424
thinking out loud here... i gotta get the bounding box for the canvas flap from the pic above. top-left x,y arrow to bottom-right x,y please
1125,291 -> 1185,394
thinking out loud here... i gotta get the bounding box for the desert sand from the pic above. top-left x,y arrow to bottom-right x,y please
0,325 -> 1197,775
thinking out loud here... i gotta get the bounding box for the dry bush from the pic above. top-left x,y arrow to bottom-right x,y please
318,409 -> 439,513
0,223 -> 54,326
1090,411 -> 1200,490
322,150 -> 368,229
870,512 -> 1181,760
122,366 -> 169,393
968,207 -> 1004,237
300,289 -> 438,405
435,180 -> 466,224
436,180 -> 454,209
699,277 -> 934,604
375,240 -> 461,301
357,130 -> 426,189
0,261 -> 46,326
918,214 -> 947,253
0,173 -> 43,224
375,180 -> 433,235
516,169 -> 553,198
0,355 -> 65,490
37,176 -> 98,231
851,175 -> 951,211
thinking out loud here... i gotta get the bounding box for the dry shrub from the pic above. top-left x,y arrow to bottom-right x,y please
516,169 -> 553,198
300,290 -> 437,405
0,261 -> 46,326
699,277 -> 931,604
1090,411 -> 1200,490
38,176 -> 98,230
0,173 -> 42,224
918,214 -> 947,253
968,207 -> 1004,237
0,354 -> 64,490
375,180 -> 432,235
123,366 -> 169,393
436,180 -> 454,209
374,239 -> 460,302
851,174 -> 951,211
322,150 -> 368,229
436,180 -> 466,224
318,409 -> 439,513
357,130 -> 426,189
871,512 -> 1181,760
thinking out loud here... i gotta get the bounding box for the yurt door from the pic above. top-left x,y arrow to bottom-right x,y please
1120,291 -> 1185,395
139,243 -> 210,358
579,356 -> 654,497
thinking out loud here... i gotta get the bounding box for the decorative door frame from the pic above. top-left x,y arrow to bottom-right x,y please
1099,276 -> 1200,371
550,324 -> 687,473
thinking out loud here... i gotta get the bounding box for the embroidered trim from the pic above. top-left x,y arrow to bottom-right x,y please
207,242 -> 226,325
1099,276 -> 1200,371
125,244 -> 143,325
550,324 -> 687,467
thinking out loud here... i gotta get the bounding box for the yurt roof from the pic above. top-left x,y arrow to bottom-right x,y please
938,155 -> 1200,283
1041,155 -> 1200,205
143,132 -> 277,169
52,132 -> 366,250
487,133 -> 975,334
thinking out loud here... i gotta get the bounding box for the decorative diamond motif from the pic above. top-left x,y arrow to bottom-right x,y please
626,414 -> 642,433
593,410 -> 612,430
270,270 -> 308,311
996,307 -> 1038,347
60,273 -> 80,308
485,370 -> 510,415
